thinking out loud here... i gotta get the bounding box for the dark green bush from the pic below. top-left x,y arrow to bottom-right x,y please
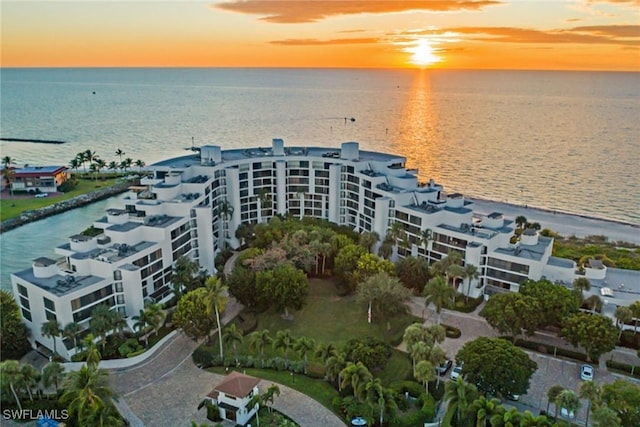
511,338 -> 595,363
452,296 -> 484,313
193,347 -> 215,368
619,330 -> 640,350
389,380 -> 424,398
443,324 -> 462,338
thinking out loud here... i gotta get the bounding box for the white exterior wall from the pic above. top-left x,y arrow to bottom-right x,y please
194,206 -> 215,273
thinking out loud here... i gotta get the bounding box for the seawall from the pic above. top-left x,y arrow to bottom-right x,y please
0,182 -> 133,233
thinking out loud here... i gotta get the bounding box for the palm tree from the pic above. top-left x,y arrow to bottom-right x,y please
262,384 -> 280,414
115,148 -> 125,162
2,155 -> 16,195
248,392 -> 263,426
84,337 -> 102,370
135,159 -> 146,172
248,329 -> 273,368
410,341 -> 431,374
204,276 -> 229,358
314,342 -> 338,366
63,322 -> 82,352
579,380 -> 601,427
326,352 -> 347,391
361,377 -> 389,426
132,309 -> 153,346
420,228 -> 433,258
591,406 -> 621,427
42,319 -> 62,356
69,156 -> 81,173
273,329 -> 295,368
469,395 -> 503,427
555,389 -> 581,423
108,160 -> 119,173
358,231 -> 380,252
122,157 -> 133,172
42,361 -> 65,392
340,362 -> 372,398
219,198 -> 234,239
146,303 -> 166,337
573,277 -> 591,302
515,215 -> 527,229
546,384 -> 564,420
20,363 -> 40,402
614,306 -> 633,339
519,410 -> 552,427
490,406 -> 521,427
424,276 -> 455,324
0,360 -> 24,411
60,363 -> 113,425
414,360 -> 435,394
463,263 -> 480,301
444,377 -> 478,427
293,336 -> 316,374
223,323 -> 243,364
89,305 -> 114,351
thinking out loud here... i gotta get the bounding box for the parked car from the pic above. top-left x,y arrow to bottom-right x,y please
506,393 -> 520,401
34,193 -> 48,198
560,407 -> 575,419
450,365 -> 463,381
580,364 -> 594,381
436,359 -> 453,376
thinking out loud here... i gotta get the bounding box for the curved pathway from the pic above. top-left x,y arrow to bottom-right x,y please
107,265 -> 345,426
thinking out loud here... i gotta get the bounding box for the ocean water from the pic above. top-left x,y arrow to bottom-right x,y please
1,68 -> 639,291
1,68 -> 639,225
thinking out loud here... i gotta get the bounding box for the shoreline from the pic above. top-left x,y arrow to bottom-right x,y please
467,197 -> 640,245
0,183 -> 132,233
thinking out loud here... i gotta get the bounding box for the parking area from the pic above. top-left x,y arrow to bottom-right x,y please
518,353 -> 617,423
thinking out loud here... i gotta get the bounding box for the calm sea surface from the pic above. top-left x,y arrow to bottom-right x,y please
1,68 -> 639,289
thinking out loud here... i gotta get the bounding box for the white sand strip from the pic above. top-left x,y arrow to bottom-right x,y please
468,198 -> 640,245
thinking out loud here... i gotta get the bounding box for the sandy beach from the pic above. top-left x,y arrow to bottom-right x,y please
468,198 -> 640,245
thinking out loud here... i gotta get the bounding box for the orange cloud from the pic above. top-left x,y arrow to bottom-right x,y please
269,37 -> 378,46
442,25 -> 640,46
213,0 -> 501,23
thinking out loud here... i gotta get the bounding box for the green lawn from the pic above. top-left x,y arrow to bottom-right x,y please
209,278 -> 416,386
0,177 -> 120,222
254,277 -> 418,350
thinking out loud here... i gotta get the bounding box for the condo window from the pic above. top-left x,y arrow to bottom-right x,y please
43,297 -> 55,311
22,308 -> 32,322
17,284 -> 28,297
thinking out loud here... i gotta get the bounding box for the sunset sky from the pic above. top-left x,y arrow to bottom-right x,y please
1,1 -> 639,70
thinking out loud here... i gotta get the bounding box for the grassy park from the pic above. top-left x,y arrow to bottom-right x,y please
0,176 -> 121,222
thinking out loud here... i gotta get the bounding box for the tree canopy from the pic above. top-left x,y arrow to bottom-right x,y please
519,279 -> 580,328
356,272 -> 411,325
256,263 -> 309,318
173,287 -> 215,341
480,292 -> 541,341
0,290 -> 31,360
456,337 -> 537,397
561,312 -> 618,361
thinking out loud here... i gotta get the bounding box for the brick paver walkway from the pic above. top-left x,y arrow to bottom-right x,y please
107,294 -> 345,426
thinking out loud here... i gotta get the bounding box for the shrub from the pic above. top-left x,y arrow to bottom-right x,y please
193,347 -> 215,368
118,338 -> 142,357
58,178 -> 78,193
126,349 -> 146,358
389,380 -> 424,398
511,338 -> 595,363
307,362 -> 325,379
344,336 -> 392,372
452,296 -> 484,313
606,360 -> 640,379
443,324 -> 462,339
206,402 -> 222,422
619,330 -> 640,350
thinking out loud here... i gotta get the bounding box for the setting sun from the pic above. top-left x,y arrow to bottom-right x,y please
407,39 -> 441,67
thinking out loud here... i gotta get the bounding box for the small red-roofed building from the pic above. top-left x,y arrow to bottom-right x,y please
11,165 -> 69,193
206,371 -> 261,425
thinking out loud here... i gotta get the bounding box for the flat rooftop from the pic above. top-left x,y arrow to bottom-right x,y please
151,145 -> 405,169
13,269 -> 105,297
494,236 -> 553,261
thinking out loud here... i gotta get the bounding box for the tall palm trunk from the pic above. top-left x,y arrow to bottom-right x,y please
215,307 -> 223,358
9,383 -> 22,411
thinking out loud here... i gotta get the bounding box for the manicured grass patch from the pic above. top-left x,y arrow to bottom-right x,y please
208,366 -> 340,416
0,177 -> 120,222
255,278 -> 420,349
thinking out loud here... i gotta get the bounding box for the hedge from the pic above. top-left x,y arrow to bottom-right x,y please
443,324 -> 462,339
606,360 -> 640,379
509,337 -> 596,363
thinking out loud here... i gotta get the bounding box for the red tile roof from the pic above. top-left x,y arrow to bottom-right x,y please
214,371 -> 260,399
